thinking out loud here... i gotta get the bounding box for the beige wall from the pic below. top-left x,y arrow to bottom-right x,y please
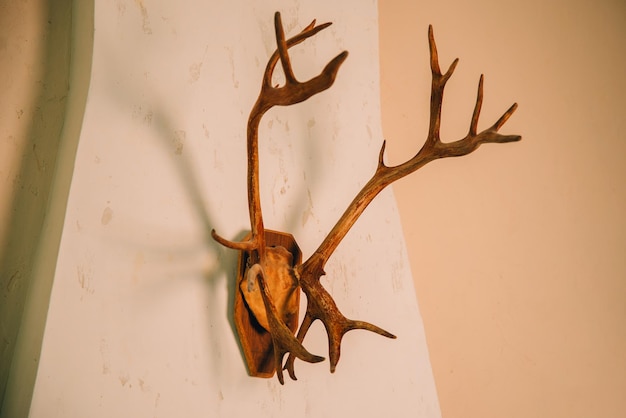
1,0 -> 624,416
379,1 -> 626,417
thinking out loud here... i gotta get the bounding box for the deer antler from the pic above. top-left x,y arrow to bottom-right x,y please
211,12 -> 348,383
213,13 -> 520,384
211,12 -> 347,263
284,25 -> 521,379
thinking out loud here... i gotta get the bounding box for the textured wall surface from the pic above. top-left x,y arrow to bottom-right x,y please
380,1 -> 626,418
7,1 -> 620,417
5,1 -> 441,417
0,0 -> 73,410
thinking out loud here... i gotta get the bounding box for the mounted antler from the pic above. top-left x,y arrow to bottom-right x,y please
212,12 -> 347,384
284,24 -> 520,379
213,13 -> 521,384
211,12 -> 347,258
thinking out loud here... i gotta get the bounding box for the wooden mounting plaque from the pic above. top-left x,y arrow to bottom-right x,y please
233,230 -> 302,378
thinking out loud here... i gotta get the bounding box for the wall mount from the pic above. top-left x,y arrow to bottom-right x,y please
212,11 -> 521,384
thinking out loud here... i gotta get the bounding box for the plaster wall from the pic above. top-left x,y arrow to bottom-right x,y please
380,1 -> 626,418
2,0 -> 624,417
3,1 -> 440,417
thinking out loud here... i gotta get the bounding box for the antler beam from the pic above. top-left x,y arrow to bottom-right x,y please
211,12 -> 347,265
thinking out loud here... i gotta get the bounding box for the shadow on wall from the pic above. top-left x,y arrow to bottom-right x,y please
0,0 -> 74,410
146,105 -> 245,379
1,4 -> 377,412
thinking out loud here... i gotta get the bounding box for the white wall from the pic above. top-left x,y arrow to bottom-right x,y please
2,1 -> 440,417
380,1 -> 626,417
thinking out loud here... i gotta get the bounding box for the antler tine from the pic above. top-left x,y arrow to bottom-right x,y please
425,24 -> 458,148
213,13 -> 347,254
255,12 -> 348,111
253,268 -> 324,385
210,229 -> 255,251
285,24 -> 521,379
469,74 -> 485,136
284,280 -> 396,380
274,12 -> 298,85
262,15 -> 332,89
